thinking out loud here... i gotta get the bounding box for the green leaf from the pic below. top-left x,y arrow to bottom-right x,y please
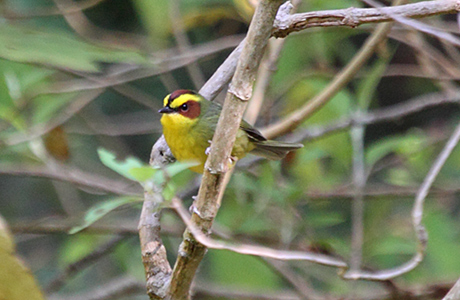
97,148 -> 144,181
0,24 -> 149,72
365,133 -> 426,168
69,197 -> 140,234
153,160 -> 199,185
98,148 -> 196,184
128,166 -> 157,183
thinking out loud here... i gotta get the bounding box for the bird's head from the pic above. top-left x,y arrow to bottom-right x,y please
159,90 -> 204,127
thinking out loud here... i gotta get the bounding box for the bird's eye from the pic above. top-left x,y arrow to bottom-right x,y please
180,103 -> 188,111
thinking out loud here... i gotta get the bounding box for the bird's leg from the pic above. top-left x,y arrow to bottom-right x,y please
189,195 -> 213,220
229,155 -> 238,166
206,140 -> 238,165
189,195 -> 198,214
205,140 -> 212,156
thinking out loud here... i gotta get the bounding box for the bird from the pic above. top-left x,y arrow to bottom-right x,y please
159,89 -> 303,173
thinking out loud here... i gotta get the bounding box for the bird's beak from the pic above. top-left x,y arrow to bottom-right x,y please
158,106 -> 175,114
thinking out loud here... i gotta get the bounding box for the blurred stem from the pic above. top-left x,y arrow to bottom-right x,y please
2,0 -> 105,18
244,0 -> 300,125
273,0 -> 459,38
261,0 -> 404,139
349,121 -> 366,274
344,0 -> 405,279
53,0 -> 146,48
407,30 -> 458,95
45,235 -> 127,293
169,0 -> 206,89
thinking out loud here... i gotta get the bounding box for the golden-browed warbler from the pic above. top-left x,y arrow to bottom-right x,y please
159,90 -> 303,173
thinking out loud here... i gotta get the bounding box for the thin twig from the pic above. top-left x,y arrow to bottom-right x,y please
261,258 -> 321,300
35,35 -> 243,96
45,235 -> 128,293
0,164 -> 141,196
171,197 -> 347,267
48,276 -> 145,300
169,0 -> 206,89
349,122 -> 366,275
291,91 -> 460,142
244,2 -> 300,125
5,89 -> 104,146
262,6 -> 397,139
10,215 -> 184,236
52,0 -> 147,49
343,119 -> 460,280
1,0 -> 105,19
272,0 -> 459,38
363,0 -> 460,47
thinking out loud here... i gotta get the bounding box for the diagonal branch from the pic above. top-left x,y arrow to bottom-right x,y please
273,0 -> 459,38
262,6 -> 397,139
171,197 -> 346,268
167,1 -> 284,299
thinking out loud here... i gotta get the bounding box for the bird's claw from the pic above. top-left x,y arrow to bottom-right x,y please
205,140 -> 212,156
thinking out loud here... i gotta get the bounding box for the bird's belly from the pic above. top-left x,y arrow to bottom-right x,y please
163,124 -> 254,173
163,127 -> 208,173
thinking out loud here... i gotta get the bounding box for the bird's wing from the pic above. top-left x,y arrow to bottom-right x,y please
240,121 -> 267,142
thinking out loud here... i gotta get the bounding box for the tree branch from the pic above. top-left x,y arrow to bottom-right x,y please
262,5 -> 401,139
343,119 -> 460,280
171,197 -> 346,267
166,1 -> 284,299
0,164 -> 141,196
272,0 -> 459,38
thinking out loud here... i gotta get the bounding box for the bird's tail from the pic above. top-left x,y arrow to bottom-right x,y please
250,140 -> 303,160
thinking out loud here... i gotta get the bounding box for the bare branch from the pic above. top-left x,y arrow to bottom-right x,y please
0,164 -> 141,196
171,197 -> 347,268
48,276 -> 145,300
292,91 -> 460,142
5,89 -> 104,146
1,0 -> 106,19
343,119 -> 460,280
167,2 -> 285,299
169,0 -> 206,89
364,0 -> 460,47
273,0 -> 460,38
10,215 -> 184,236
262,5 -> 397,139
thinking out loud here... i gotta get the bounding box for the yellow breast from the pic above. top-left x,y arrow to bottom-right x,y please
161,113 -> 208,173
161,110 -> 255,173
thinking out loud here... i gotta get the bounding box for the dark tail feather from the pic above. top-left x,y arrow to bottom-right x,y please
250,140 -> 303,160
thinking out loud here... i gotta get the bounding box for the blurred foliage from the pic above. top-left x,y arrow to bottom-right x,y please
0,215 -> 44,300
0,0 -> 459,299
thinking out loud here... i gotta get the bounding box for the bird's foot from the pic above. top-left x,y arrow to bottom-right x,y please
189,195 -> 197,214
229,155 -> 238,167
189,196 -> 212,220
205,140 -> 212,156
